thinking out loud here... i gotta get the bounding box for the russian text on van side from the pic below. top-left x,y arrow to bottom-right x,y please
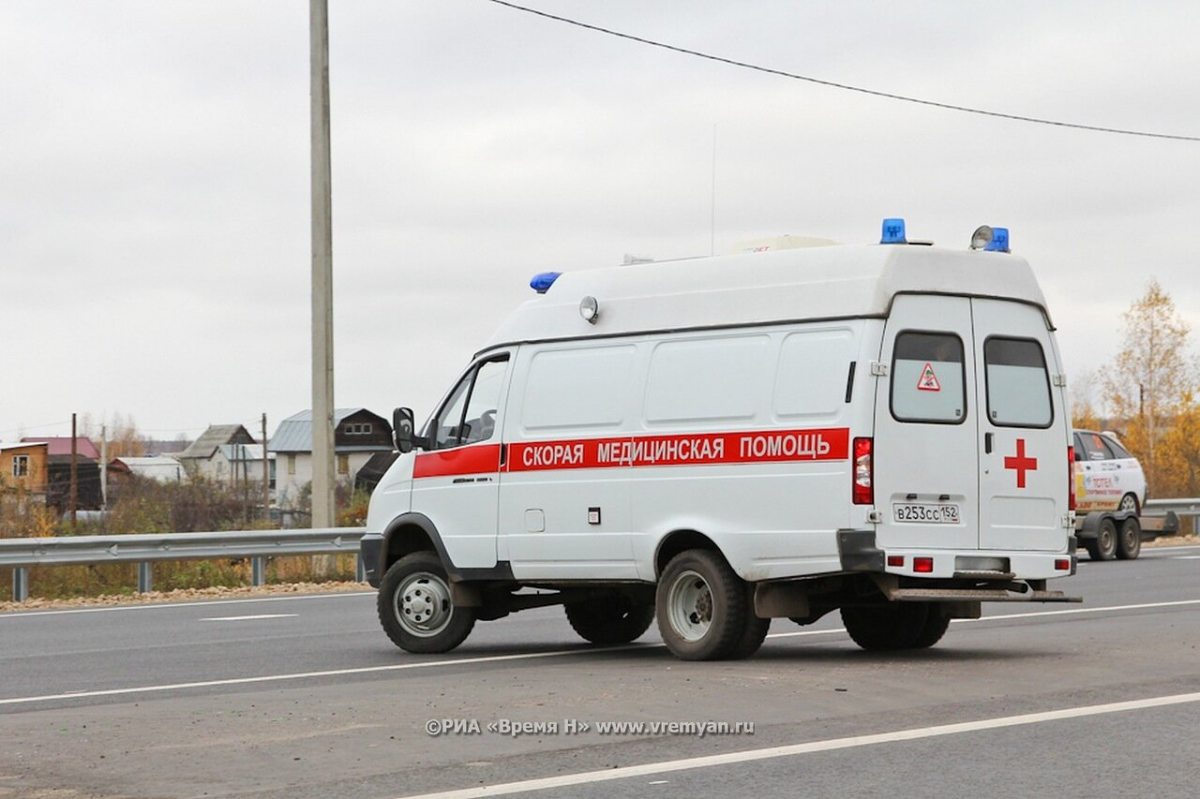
507,428 -> 850,472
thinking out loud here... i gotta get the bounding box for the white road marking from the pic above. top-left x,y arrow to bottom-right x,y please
398,692 -> 1200,799
1173,555 -> 1200,560
0,592 -> 374,619
2,598 -> 1198,707
199,614 -> 299,622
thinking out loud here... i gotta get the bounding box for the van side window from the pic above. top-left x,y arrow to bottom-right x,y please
890,332 -> 966,424
430,356 -> 510,449
984,338 -> 1052,428
523,345 -> 633,431
645,335 -> 769,425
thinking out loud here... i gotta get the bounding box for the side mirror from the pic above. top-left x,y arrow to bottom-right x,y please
393,407 -> 418,453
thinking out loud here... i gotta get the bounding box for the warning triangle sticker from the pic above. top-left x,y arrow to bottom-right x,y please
917,362 -> 942,392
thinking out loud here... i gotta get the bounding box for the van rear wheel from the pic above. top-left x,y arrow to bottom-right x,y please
912,606 -> 951,648
657,549 -> 750,661
728,583 -> 771,659
378,552 -> 476,654
841,602 -> 931,651
565,595 -> 655,645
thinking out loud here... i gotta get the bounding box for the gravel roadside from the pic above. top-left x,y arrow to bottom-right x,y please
0,580 -> 371,614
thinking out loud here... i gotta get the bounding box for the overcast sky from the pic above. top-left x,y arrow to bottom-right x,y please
2,1 -> 1199,444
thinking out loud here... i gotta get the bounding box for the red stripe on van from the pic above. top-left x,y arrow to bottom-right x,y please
413,443 -> 503,479
506,428 -> 849,473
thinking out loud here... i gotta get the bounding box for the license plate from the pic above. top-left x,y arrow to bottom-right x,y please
892,502 -> 961,524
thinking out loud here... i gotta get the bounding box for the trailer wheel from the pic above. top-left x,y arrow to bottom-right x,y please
1091,518 -> 1118,561
841,602 -> 930,651
565,595 -> 655,645
1116,516 -> 1142,560
378,552 -> 476,654
656,549 -> 749,661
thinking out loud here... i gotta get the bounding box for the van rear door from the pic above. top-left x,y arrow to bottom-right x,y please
872,295 -> 980,550
973,298 -> 1067,551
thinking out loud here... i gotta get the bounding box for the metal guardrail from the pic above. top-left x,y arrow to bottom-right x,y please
1143,498 -> 1200,517
4,501 -> 1198,604
1,527 -> 368,603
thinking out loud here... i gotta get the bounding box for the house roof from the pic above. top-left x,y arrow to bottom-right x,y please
113,456 -> 184,469
269,408 -> 384,453
1,441 -> 47,451
178,425 -> 255,461
21,437 -> 100,459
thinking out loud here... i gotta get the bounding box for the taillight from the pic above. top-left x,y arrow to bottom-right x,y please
1067,446 -> 1076,511
853,437 -> 873,505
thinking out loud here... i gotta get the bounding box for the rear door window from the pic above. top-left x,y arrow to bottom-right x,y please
984,338 -> 1052,428
890,332 -> 967,424
1078,431 -> 1114,461
1103,437 -> 1133,460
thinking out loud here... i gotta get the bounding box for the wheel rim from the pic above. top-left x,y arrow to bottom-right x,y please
394,571 -> 454,638
1120,494 -> 1138,512
1098,525 -> 1116,555
666,569 -> 713,642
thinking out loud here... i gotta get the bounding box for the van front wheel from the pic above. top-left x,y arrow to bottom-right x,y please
565,595 -> 655,645
378,552 -> 476,654
657,549 -> 749,661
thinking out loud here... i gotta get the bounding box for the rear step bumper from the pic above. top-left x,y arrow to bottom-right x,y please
885,587 -> 1080,603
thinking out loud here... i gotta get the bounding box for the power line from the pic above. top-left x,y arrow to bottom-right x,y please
486,0 -> 1200,143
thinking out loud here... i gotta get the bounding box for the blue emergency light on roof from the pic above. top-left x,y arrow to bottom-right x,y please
970,225 -> 1011,253
880,218 -> 907,244
530,271 -> 562,294
984,227 -> 1010,253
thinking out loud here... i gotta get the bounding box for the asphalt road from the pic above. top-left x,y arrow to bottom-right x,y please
1,546 -> 1197,798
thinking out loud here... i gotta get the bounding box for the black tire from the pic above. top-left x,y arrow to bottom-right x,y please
1116,516 -> 1142,560
728,583 -> 771,659
1092,518 -> 1118,561
565,595 -> 656,645
1118,493 -> 1140,515
1083,540 -> 1100,561
377,552 -> 476,654
912,606 -> 951,649
656,549 -> 750,661
841,602 -> 931,651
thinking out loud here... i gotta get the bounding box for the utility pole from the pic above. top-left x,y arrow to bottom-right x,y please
70,412 -> 78,530
262,413 -> 270,524
100,423 -> 107,511
310,0 -> 336,530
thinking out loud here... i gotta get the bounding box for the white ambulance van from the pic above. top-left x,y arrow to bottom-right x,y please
361,219 -> 1079,661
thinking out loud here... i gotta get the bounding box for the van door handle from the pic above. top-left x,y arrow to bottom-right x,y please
985,433 -> 994,454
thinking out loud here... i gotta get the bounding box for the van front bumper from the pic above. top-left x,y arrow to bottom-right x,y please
360,533 -> 383,588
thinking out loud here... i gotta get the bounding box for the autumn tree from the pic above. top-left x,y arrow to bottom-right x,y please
1102,279 -> 1196,494
1156,392 -> 1200,499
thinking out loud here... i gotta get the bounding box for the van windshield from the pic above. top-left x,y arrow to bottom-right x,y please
984,338 -> 1052,428
890,332 -> 966,424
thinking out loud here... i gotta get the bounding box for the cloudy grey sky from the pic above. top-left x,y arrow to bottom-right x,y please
3,0 -> 1199,443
